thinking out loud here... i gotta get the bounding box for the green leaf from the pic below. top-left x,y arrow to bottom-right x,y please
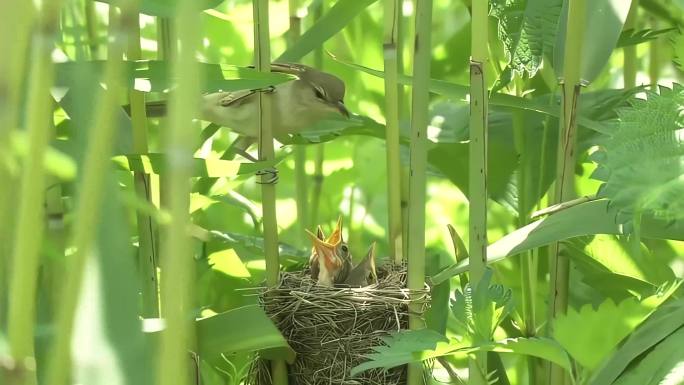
95,0 -> 223,16
55,60 -> 294,93
483,338 -> 573,376
554,284 -> 679,371
612,326 -> 684,385
490,0 -> 563,78
430,200 -> 684,284
554,0 -> 632,83
334,58 -> 609,133
11,131 -> 77,180
591,84 -> 684,221
277,0 -> 379,62
112,153 -> 277,177
589,299 -> 684,385
350,329 -> 452,376
616,28 -> 676,48
196,305 -> 295,363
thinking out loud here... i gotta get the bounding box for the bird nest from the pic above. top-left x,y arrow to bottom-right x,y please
248,264 -> 431,385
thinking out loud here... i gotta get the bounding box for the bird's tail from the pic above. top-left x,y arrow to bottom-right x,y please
122,100 -> 168,117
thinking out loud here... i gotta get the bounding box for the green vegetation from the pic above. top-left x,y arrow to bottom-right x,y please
1,1 -> 684,385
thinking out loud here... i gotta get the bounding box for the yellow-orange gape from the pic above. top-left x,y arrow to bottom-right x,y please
307,217 -> 377,287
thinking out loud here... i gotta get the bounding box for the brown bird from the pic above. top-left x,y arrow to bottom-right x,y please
306,217 -> 352,287
343,242 -> 378,287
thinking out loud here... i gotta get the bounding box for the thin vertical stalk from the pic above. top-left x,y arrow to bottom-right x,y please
407,1 -> 433,384
127,5 -> 160,318
548,1 -> 586,384
649,17 -> 661,84
0,0 -> 35,331
289,0 -> 308,242
253,1 -> 287,384
44,1 -> 136,384
309,0 -> 325,228
513,81 -> 537,385
624,0 -> 639,89
469,0 -> 489,383
383,0 -> 404,265
84,0 -> 100,59
156,1 -> 200,384
6,2 -> 62,384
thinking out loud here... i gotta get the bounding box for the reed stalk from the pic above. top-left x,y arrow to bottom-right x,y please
548,1 -> 586,384
0,0 -> 35,332
649,17 -> 661,84
84,0 -> 100,58
624,0 -> 639,89
6,2 -> 61,383
44,1 -> 137,384
469,0 -> 489,383
155,1 -> 200,384
253,0 -> 287,383
407,0 -> 433,384
383,0 -> 404,265
309,0 -> 325,228
289,0 -> 309,242
126,4 -> 160,318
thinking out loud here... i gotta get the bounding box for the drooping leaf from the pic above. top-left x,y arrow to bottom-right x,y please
277,0 -> 379,62
112,153 -> 278,177
553,283 -> 680,371
616,27 -> 676,48
195,305 -> 295,363
490,0 -> 563,78
554,0 -> 633,83
55,60 -> 294,93
611,326 -> 684,385
430,200 -> 684,284
589,298 -> 684,385
95,0 -> 224,16
591,84 -> 684,221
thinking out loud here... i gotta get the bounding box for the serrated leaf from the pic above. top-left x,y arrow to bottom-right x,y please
589,299 -> 684,385
592,84 -> 684,221
554,284 -> 679,370
616,27 -> 676,48
490,0 -> 563,78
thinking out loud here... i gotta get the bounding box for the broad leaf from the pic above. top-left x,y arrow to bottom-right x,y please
589,299 -> 684,385
612,326 -> 684,385
554,0 -> 632,83
490,0 -> 563,78
196,305 -> 295,363
591,84 -> 684,221
616,28 -> 676,48
554,284 -> 679,371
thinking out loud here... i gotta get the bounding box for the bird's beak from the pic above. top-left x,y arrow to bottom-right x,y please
306,230 -> 341,271
336,101 -> 350,118
326,216 -> 344,245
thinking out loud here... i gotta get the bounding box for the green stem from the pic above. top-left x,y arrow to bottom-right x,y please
253,0 -> 287,384
649,16 -> 661,84
289,0 -> 309,242
624,0 -> 639,89
155,1 -> 200,384
469,0 -> 489,383
7,3 -> 61,383
548,0 -> 586,384
0,0 -> 34,331
84,0 -> 100,58
407,1 -> 433,384
383,0 -> 404,265
45,2 -> 136,384
309,0 -> 325,228
127,4 -> 160,319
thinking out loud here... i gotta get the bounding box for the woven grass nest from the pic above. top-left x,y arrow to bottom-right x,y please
249,264 -> 431,385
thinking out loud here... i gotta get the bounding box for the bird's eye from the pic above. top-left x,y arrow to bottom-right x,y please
314,88 -> 325,100
340,245 -> 348,253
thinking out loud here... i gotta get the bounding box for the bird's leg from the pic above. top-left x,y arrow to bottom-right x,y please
255,167 -> 279,184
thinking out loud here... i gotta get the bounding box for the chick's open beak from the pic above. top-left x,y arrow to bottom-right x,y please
305,230 -> 340,272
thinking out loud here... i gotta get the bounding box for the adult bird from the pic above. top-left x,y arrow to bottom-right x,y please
135,63 -> 349,162
306,217 -> 352,287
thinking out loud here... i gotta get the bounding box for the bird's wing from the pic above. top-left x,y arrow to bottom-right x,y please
215,89 -> 257,108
